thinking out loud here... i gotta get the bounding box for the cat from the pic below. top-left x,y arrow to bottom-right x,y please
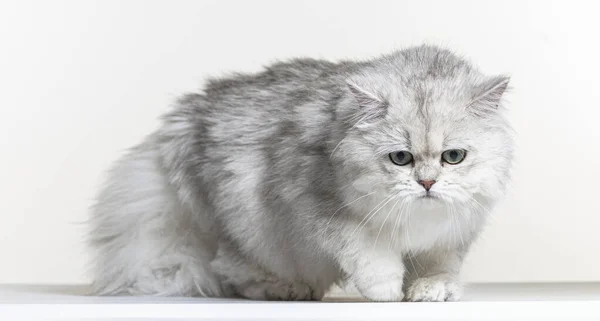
88,45 -> 513,301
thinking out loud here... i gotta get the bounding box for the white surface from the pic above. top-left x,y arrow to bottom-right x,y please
1,283 -> 600,321
1,0 -> 600,285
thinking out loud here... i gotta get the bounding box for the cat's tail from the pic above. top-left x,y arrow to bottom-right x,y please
87,137 -> 223,297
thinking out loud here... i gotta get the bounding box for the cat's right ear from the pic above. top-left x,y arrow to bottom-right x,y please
468,76 -> 510,117
346,81 -> 387,124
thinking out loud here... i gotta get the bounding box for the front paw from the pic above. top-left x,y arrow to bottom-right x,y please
355,276 -> 404,302
405,276 -> 461,302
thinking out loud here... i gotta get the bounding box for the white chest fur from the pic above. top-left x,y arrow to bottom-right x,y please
348,194 -> 474,253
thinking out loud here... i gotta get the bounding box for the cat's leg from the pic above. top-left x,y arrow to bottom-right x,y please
340,248 -> 405,302
332,235 -> 406,302
402,247 -> 467,302
210,242 -> 323,301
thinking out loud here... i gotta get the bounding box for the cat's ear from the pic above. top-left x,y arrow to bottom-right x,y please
346,81 -> 387,124
469,76 -> 510,116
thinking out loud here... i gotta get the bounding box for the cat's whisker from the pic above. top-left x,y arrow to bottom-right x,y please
394,197 -> 410,242
443,201 -> 454,253
466,195 -> 498,223
388,198 -> 408,250
350,194 -> 396,239
373,195 -> 401,249
406,251 -> 419,279
404,201 -> 423,271
450,202 -> 465,249
447,200 -> 456,249
472,198 -> 493,216
329,138 -> 347,159
324,191 -> 376,235
401,201 -> 416,270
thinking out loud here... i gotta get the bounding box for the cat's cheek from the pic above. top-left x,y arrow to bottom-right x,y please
351,174 -> 379,193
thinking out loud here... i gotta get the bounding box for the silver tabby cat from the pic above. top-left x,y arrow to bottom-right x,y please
89,45 -> 513,301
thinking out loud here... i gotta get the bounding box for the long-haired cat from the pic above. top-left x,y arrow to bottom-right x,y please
89,45 -> 512,301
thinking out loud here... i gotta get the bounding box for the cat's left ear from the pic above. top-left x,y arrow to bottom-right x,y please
469,76 -> 510,115
346,81 -> 387,124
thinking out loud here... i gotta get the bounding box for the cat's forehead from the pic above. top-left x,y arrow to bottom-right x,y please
388,106 -> 468,155
404,122 -> 446,155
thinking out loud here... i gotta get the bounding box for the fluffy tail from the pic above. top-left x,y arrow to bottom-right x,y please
88,138 -> 222,296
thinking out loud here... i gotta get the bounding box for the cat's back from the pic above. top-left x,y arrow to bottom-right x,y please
172,58 -> 349,146
204,58 -> 344,99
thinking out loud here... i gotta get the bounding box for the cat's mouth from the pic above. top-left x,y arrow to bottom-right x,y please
420,192 -> 435,198
414,192 -> 446,209
418,191 -> 441,201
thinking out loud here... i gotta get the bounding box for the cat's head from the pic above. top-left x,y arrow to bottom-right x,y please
334,46 -> 513,210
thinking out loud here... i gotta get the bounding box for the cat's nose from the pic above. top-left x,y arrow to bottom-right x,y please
418,180 -> 436,191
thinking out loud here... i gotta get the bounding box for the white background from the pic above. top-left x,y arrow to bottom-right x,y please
0,0 -> 598,285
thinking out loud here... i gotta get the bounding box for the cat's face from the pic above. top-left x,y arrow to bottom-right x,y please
337,76 -> 513,211
372,106 -> 511,207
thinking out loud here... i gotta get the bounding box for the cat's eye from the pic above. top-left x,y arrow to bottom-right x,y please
389,151 -> 413,166
442,149 -> 466,164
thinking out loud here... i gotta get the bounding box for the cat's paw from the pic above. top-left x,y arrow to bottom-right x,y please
355,276 -> 404,302
238,280 -> 319,301
404,276 -> 461,302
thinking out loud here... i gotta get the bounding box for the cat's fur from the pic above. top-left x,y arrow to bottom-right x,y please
89,45 -> 513,301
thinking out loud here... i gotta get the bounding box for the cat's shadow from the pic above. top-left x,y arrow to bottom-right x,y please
2,284 -> 370,302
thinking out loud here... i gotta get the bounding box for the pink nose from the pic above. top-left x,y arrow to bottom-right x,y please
419,180 -> 436,191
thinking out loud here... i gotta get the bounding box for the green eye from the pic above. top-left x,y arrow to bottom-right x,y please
442,149 -> 466,164
389,151 -> 413,166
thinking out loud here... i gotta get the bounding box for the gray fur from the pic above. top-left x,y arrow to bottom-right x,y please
89,45 -> 513,301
